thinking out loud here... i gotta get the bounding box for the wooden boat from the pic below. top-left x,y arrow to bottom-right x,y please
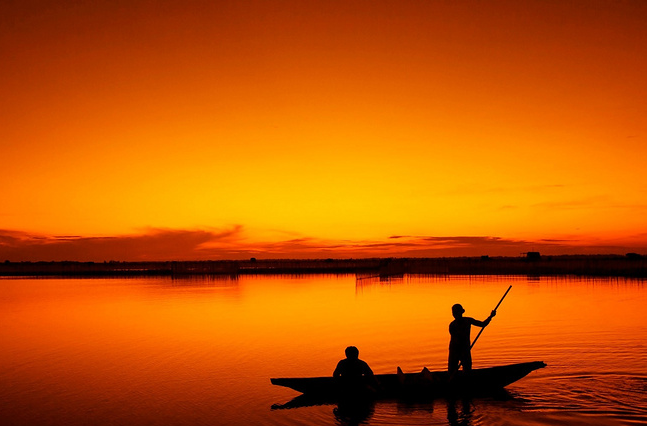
271,361 -> 546,399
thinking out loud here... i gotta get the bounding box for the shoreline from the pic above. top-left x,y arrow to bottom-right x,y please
1,254 -> 646,278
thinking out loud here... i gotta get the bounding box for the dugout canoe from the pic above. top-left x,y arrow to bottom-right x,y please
271,361 -> 546,399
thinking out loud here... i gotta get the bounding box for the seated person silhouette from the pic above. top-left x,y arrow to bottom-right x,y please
448,304 -> 496,375
333,346 -> 374,390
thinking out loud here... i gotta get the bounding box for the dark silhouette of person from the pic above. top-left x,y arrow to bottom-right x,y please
333,346 -> 374,379
333,346 -> 376,401
448,304 -> 496,374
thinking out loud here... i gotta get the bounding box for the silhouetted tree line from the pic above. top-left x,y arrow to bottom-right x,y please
1,254 -> 646,277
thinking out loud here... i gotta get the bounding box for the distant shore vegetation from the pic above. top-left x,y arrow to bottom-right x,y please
1,254 -> 646,278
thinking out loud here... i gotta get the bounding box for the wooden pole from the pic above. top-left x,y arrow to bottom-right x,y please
469,285 -> 512,350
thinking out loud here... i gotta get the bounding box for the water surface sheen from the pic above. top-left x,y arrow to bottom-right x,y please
1,275 -> 645,425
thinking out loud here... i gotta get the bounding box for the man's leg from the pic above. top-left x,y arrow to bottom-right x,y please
448,350 -> 460,374
461,350 -> 473,371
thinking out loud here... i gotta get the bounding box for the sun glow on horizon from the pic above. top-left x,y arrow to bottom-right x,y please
2,1 -> 647,260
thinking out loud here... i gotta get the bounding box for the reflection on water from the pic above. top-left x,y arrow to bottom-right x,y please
333,400 -> 376,426
446,398 -> 473,426
1,274 -> 646,426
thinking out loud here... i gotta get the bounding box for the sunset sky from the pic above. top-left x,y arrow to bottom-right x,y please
2,0 -> 647,261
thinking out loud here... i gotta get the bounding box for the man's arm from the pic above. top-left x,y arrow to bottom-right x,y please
362,360 -> 374,376
470,310 -> 496,328
333,360 -> 343,378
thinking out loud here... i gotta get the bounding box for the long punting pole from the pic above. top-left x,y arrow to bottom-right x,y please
470,284 -> 512,350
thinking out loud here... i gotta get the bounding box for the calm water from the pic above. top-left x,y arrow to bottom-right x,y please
1,274 -> 646,426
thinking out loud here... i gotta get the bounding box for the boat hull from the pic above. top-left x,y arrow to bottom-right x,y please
271,361 -> 546,399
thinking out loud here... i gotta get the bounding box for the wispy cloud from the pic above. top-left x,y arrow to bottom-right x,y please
1,227 -> 645,262
0,227 -> 244,261
531,196 -> 610,210
441,184 -> 566,197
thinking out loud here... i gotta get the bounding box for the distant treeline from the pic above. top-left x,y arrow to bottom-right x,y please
1,254 -> 646,278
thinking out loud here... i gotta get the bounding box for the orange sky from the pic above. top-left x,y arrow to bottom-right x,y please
2,0 -> 647,261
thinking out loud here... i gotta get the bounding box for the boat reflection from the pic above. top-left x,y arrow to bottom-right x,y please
271,395 -> 376,426
272,390 -> 520,426
271,393 -> 336,410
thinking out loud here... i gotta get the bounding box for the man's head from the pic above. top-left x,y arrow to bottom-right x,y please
452,303 -> 465,319
345,346 -> 359,360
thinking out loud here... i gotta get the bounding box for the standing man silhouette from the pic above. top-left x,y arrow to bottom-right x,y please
448,304 -> 496,374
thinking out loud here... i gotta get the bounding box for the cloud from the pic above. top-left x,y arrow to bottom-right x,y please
1,227 -> 646,262
441,184 -> 566,197
0,226 -> 244,261
531,196 -> 609,210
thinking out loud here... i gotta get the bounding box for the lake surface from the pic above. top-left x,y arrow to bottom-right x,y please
1,274 -> 646,425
